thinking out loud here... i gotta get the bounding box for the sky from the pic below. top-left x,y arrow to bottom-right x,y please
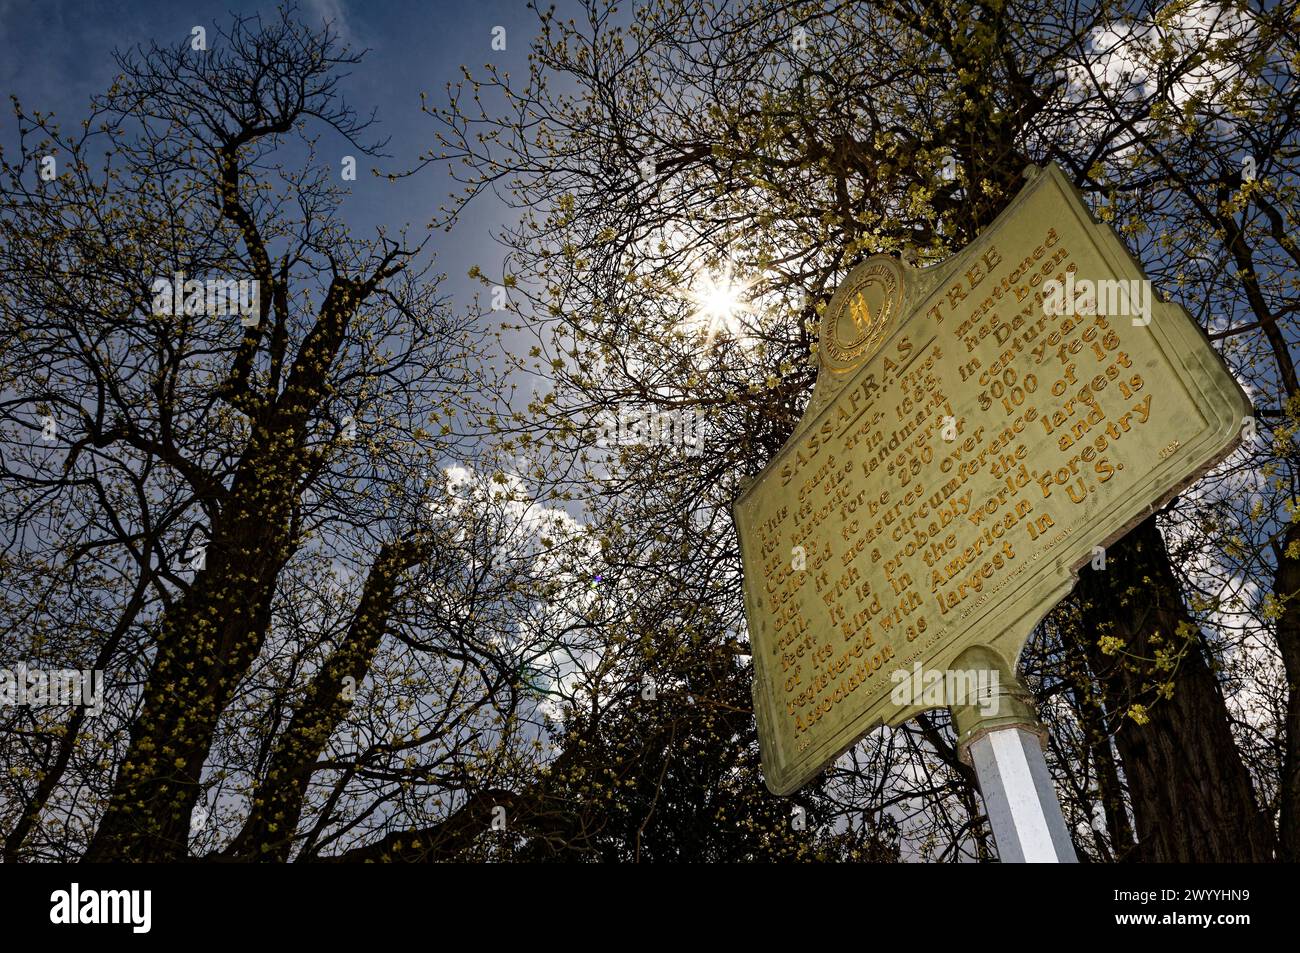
0,0 -> 602,698
0,0 -> 546,333
0,1 -> 602,849
2,0 -> 1287,865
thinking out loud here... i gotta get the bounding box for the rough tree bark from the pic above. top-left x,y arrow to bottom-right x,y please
84,266 -> 403,862
1075,514 -> 1276,861
225,540 -> 429,861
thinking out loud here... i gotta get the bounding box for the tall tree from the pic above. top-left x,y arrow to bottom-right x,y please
429,0 -> 1296,860
0,10 -> 532,862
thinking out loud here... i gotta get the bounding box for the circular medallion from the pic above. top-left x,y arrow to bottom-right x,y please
821,256 -> 906,375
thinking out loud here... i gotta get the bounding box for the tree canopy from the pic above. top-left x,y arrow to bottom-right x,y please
1,0 -> 1297,863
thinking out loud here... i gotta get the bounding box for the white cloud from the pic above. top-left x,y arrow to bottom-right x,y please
304,0 -> 353,44
1056,1 -> 1261,155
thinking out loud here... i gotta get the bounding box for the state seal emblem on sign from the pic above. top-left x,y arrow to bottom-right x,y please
820,256 -> 906,375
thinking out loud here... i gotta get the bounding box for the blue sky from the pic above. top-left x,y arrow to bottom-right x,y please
0,0 -> 545,326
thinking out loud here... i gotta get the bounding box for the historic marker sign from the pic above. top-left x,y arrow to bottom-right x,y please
734,163 -> 1251,795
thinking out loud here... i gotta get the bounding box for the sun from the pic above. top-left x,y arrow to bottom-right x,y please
684,262 -> 750,343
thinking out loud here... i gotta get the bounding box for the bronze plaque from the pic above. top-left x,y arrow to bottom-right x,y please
733,164 -> 1250,795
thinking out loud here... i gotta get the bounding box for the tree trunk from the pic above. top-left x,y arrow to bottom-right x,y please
226,541 -> 424,861
1075,514 -> 1275,861
1275,519 -> 1300,861
83,426 -> 298,862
